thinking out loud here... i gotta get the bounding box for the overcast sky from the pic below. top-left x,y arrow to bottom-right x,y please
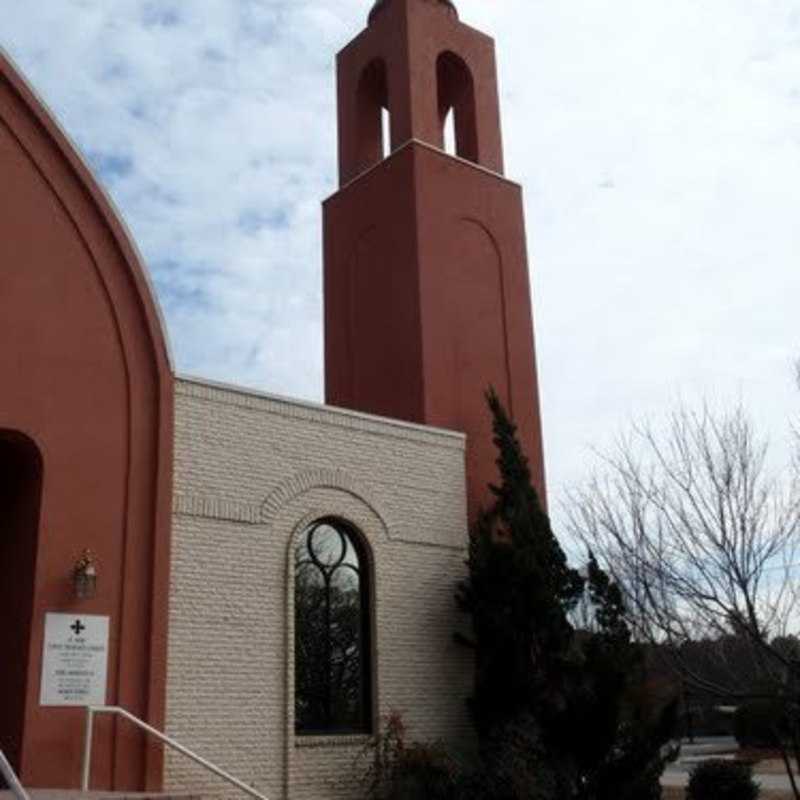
4,0 -> 799,502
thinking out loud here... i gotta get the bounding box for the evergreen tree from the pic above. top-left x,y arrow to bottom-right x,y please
457,389 -> 676,800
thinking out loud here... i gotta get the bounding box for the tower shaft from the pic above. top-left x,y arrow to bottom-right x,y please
324,0 -> 546,518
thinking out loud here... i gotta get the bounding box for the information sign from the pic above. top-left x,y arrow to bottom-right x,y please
39,613 -> 110,707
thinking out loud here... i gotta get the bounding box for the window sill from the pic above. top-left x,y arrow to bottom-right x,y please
295,734 -> 372,749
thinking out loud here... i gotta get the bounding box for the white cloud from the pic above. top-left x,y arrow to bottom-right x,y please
3,0 -> 799,509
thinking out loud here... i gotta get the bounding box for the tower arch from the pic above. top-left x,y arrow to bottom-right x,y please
336,0 -> 505,183
355,58 -> 390,172
437,50 -> 478,163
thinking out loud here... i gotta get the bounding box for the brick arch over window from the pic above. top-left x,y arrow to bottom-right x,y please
437,50 -> 478,163
0,51 -> 173,792
260,467 -> 391,539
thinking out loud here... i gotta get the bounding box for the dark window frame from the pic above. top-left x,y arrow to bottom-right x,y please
294,517 -> 373,736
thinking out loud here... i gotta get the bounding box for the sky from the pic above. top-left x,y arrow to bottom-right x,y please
3,0 -> 799,504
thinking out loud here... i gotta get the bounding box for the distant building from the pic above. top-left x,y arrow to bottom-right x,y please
0,2 -> 545,798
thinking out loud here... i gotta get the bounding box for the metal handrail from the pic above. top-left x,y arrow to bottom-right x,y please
0,750 -> 30,800
81,705 -> 269,800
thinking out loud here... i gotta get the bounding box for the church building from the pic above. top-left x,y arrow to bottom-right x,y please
0,1 -> 545,798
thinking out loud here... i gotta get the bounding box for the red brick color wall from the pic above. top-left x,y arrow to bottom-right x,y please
325,0 -> 546,518
0,52 -> 173,791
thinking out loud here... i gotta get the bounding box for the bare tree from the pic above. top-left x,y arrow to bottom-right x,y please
794,359 -> 800,469
564,403 -> 800,795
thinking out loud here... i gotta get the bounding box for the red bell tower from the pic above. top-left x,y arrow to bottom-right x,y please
324,0 -> 547,517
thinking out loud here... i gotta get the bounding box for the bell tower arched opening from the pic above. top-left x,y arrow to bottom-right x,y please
354,59 -> 390,175
437,51 -> 478,163
0,430 -> 43,774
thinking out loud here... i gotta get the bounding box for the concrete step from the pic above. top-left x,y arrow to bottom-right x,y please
1,792 -> 203,800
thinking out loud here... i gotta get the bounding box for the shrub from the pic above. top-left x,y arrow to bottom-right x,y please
464,714 -> 559,800
733,700 -> 784,748
686,759 -> 758,800
361,712 -> 459,800
456,392 -> 676,800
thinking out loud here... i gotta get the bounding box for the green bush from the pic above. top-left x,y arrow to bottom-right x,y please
456,392 -> 677,800
686,759 -> 758,800
733,700 -> 784,748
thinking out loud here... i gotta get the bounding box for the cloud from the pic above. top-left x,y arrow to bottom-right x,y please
3,0 -> 799,506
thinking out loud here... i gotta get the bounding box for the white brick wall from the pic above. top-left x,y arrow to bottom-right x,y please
165,376 -> 474,800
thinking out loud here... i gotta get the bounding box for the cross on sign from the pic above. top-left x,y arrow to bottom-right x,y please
71,620 -> 86,636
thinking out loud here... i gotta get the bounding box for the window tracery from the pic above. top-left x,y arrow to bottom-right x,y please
294,519 -> 372,735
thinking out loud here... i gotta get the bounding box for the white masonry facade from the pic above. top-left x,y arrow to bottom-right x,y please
165,376 -> 474,800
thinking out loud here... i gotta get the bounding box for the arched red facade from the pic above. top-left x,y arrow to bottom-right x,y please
0,51 -> 173,791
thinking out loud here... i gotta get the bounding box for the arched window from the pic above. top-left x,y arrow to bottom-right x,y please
437,51 -> 478,163
295,519 -> 372,735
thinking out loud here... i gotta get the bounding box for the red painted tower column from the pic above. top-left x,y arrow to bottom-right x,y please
324,0 -> 547,517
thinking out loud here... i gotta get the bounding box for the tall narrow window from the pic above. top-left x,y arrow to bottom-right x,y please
295,519 -> 372,735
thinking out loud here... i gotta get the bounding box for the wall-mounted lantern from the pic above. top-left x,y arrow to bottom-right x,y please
73,549 -> 98,600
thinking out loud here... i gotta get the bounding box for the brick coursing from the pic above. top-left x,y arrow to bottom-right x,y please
165,377 -> 474,800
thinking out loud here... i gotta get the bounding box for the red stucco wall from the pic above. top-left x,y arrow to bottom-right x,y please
325,143 -> 546,518
325,0 -> 546,518
0,52 -> 173,791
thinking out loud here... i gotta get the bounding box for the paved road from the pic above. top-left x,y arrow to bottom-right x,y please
662,737 -> 795,792
662,767 -> 795,791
